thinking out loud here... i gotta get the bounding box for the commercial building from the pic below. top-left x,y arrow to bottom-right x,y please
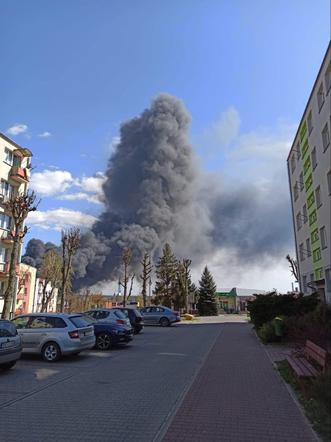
216,287 -> 266,312
0,133 -> 32,316
287,44 -> 331,303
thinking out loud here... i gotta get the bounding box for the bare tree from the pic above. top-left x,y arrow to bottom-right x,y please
59,228 -> 80,312
139,253 -> 153,307
39,250 -> 62,312
1,191 -> 38,319
176,259 -> 192,312
119,248 -> 135,307
286,254 -> 299,282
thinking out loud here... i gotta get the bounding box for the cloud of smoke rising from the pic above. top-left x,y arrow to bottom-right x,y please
71,93 -> 292,289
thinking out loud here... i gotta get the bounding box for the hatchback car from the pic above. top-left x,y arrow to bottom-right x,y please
112,307 -> 144,334
140,306 -> 181,327
85,308 -> 132,329
0,320 -> 22,370
12,313 -> 95,362
82,315 -> 133,350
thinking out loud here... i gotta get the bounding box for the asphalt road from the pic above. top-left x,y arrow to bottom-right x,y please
0,323 -> 222,442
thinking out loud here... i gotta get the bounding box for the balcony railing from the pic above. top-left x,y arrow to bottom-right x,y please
1,230 -> 13,244
9,166 -> 29,184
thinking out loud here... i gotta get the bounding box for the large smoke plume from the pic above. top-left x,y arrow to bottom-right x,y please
71,93 -> 292,289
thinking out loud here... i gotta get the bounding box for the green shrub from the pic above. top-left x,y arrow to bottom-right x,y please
257,321 -> 276,343
247,292 -> 319,329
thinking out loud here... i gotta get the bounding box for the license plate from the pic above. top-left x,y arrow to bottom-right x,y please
1,341 -> 15,349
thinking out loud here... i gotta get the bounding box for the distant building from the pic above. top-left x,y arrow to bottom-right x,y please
15,263 -> 37,315
0,133 -> 33,316
287,43 -> 331,303
216,288 -> 266,312
33,278 -> 59,313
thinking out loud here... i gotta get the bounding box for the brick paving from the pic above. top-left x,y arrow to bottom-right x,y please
162,323 -> 317,442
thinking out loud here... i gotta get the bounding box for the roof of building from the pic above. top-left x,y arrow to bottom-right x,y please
217,287 -> 267,297
0,132 -> 33,156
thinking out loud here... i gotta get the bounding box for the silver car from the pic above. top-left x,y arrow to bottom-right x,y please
12,313 -> 95,362
0,320 -> 22,370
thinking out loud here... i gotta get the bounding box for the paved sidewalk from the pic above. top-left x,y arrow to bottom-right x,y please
161,324 -> 317,442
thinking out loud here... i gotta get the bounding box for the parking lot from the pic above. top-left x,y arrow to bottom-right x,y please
0,322 -> 222,442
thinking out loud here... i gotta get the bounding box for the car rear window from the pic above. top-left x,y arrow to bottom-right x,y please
133,309 -> 142,317
0,321 -> 17,337
112,310 -> 126,319
69,316 -> 92,328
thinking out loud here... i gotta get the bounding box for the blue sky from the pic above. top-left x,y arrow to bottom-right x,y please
1,0 -> 329,290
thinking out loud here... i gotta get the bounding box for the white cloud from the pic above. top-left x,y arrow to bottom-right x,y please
38,131 -> 52,138
28,208 -> 97,231
30,170 -> 74,196
77,172 -> 106,194
6,123 -> 28,136
58,192 -> 103,204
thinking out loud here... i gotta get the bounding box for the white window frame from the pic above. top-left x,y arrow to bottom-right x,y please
320,226 -> 327,249
315,185 -> 322,208
311,147 -> 317,170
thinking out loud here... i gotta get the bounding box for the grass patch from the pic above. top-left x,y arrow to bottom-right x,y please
277,360 -> 331,441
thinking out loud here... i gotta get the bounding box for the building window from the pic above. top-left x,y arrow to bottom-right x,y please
293,182 -> 299,201
299,243 -> 305,261
322,123 -> 330,151
311,228 -> 319,244
291,155 -> 296,173
317,83 -> 325,110
0,213 -> 12,230
302,204 -> 308,223
4,148 -> 14,166
299,172 -> 304,191
315,268 -> 323,281
296,142 -> 301,160
320,226 -> 327,249
325,62 -> 331,94
310,273 -> 315,292
296,212 -> 302,230
306,238 -> 311,257
313,247 -> 322,263
315,186 -> 322,208
311,147 -> 317,170
328,170 -> 331,195
0,248 -> 8,263
307,111 -> 313,134
303,275 -> 308,292
0,180 -> 14,199
309,209 -> 317,226
307,191 -> 315,209
301,139 -> 309,158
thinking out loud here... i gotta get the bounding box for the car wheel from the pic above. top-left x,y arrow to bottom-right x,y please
42,342 -> 61,362
96,332 -> 112,351
0,360 -> 16,370
159,317 -> 170,327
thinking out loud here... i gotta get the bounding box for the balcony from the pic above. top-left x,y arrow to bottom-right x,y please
0,262 -> 19,278
1,230 -> 13,244
9,166 -> 29,184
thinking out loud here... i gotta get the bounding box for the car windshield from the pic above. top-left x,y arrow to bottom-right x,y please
69,315 -> 92,328
0,321 -> 17,338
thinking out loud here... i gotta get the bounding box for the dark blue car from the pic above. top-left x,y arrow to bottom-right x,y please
83,315 -> 133,351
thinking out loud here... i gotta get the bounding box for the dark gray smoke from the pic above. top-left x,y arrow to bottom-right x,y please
71,93 -> 292,289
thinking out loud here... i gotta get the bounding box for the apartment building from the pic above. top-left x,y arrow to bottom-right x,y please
0,133 -> 32,315
15,263 -> 37,315
33,278 -> 59,313
288,43 -> 331,304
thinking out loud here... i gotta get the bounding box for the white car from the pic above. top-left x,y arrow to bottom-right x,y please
12,313 -> 95,362
0,320 -> 22,370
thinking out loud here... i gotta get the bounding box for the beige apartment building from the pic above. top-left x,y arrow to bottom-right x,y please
288,43 -> 331,304
0,133 -> 32,316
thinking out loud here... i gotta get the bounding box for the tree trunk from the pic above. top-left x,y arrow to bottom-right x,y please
2,239 -> 20,319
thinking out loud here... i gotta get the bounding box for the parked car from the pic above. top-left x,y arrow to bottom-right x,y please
112,307 -> 144,334
0,320 -> 22,370
85,308 -> 132,329
11,313 -> 95,362
140,306 -> 181,327
82,315 -> 133,350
